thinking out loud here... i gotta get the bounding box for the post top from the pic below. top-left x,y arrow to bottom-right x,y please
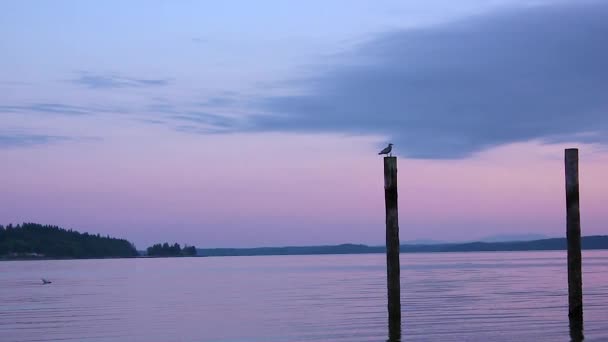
565,148 -> 579,159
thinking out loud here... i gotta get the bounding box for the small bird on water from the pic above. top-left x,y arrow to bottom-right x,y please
378,143 -> 393,156
41,278 -> 52,285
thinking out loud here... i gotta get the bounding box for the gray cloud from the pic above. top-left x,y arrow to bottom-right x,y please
0,133 -> 72,148
196,97 -> 238,108
71,73 -> 170,89
0,102 -> 126,116
145,102 -> 181,115
168,112 -> 240,134
137,118 -> 167,125
0,129 -> 102,148
141,99 -> 243,133
244,1 -> 608,158
0,103 -> 91,115
174,124 -> 230,135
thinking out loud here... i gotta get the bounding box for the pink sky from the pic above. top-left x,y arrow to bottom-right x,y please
1,129 -> 606,248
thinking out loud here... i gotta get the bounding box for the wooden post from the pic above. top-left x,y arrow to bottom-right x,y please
384,156 -> 401,334
565,148 -> 583,325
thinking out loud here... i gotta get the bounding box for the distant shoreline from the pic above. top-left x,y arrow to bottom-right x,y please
3,236 -> 607,261
0,255 -> 199,262
197,235 -> 608,257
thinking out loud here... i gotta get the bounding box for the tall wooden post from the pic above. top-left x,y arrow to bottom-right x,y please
565,148 -> 583,326
384,156 -> 401,335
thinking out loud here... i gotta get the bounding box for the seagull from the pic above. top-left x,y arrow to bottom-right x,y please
378,143 -> 393,156
41,278 -> 52,285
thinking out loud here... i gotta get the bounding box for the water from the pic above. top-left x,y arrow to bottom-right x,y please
1,251 -> 607,342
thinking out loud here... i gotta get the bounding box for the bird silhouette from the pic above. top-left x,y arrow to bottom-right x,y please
378,143 -> 393,156
41,278 -> 52,285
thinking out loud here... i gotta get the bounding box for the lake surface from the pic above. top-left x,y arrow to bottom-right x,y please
1,251 -> 607,341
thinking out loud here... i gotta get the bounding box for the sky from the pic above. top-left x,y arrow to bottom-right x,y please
1,0 -> 607,248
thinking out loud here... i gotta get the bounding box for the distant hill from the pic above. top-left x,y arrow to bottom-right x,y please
0,223 -> 138,259
401,239 -> 445,245
198,236 -> 608,257
400,235 -> 550,245
198,243 -> 373,257
479,234 -> 550,243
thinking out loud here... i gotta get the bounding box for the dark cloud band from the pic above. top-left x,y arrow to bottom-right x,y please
245,1 -> 608,158
71,73 -> 170,89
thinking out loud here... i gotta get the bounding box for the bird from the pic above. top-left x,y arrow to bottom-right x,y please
378,143 -> 393,156
41,278 -> 52,285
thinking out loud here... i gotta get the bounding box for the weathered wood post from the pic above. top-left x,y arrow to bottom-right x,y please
565,148 -> 583,326
384,156 -> 401,335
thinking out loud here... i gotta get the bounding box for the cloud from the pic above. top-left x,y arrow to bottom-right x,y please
171,113 -> 236,127
174,124 -> 229,135
168,112 -> 241,134
137,118 -> 167,125
141,99 -> 243,133
0,132 -> 72,148
71,72 -> 170,89
244,1 -> 608,158
0,102 -> 126,116
0,103 -> 91,115
0,128 -> 102,148
196,97 -> 238,107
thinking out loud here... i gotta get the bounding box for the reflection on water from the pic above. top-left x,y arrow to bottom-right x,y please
1,251 -> 607,342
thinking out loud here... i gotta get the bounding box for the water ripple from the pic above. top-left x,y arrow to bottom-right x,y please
0,251 -> 606,341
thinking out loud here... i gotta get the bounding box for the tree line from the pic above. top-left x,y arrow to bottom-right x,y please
146,242 -> 197,257
0,223 -> 138,258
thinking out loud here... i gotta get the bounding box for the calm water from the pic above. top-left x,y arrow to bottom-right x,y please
1,251 -> 607,342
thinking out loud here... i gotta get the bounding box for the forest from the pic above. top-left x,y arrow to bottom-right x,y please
0,223 -> 138,259
146,242 -> 197,257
